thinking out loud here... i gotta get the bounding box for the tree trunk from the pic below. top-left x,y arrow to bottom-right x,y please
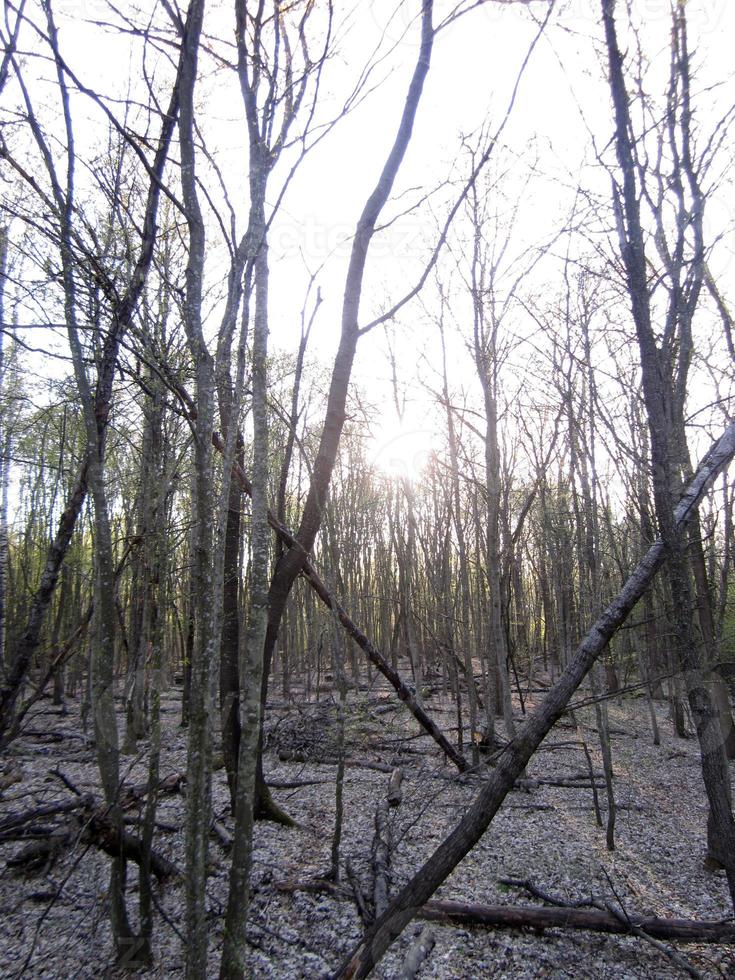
252,0 -> 437,817
601,0 -> 735,903
220,179 -> 271,978
176,2 -> 215,974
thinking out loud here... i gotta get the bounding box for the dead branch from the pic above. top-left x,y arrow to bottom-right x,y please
372,799 -> 391,921
387,768 -> 404,807
397,927 -> 436,980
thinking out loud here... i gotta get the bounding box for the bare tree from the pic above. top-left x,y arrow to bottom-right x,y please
601,0 -> 735,900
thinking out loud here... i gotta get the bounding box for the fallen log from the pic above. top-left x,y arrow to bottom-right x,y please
267,777 -> 336,789
85,811 -> 179,880
387,768 -> 403,807
419,899 -> 735,943
276,750 -> 393,774
515,777 -> 606,791
398,927 -> 436,979
272,877 -> 735,947
372,799 -> 391,921
275,876 -> 348,898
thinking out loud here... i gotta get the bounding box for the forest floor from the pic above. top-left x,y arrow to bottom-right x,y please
0,667 -> 734,979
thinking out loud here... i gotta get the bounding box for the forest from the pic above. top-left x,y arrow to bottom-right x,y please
1,0 -> 734,977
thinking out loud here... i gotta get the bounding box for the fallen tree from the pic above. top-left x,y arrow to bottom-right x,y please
2,772 -> 183,880
4,798 -> 179,881
86,810 -> 179,881
334,421 -> 735,979
274,877 -> 735,950
420,899 -> 735,944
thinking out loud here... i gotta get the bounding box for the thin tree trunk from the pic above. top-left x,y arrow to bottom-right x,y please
138,382 -> 166,964
0,225 -> 10,679
440,322 -> 479,761
220,185 -> 270,980
252,0 -> 437,818
177,2 -> 215,974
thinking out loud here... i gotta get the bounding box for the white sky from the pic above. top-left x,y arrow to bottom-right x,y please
5,0 -> 735,488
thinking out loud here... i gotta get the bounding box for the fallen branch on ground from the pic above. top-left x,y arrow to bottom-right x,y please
398,927 -> 435,979
273,877 -> 735,946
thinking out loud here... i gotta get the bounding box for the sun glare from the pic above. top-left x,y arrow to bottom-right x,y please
369,422 -> 438,480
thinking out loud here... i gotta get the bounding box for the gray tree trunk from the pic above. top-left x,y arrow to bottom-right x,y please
176,2 -> 215,975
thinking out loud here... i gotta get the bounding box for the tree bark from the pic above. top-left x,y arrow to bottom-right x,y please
0,225 -> 10,680
176,2 -> 214,976
220,154 -> 271,980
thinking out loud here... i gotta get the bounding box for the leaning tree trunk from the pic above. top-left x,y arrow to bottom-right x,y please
253,0 -> 436,821
336,423 -> 735,978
